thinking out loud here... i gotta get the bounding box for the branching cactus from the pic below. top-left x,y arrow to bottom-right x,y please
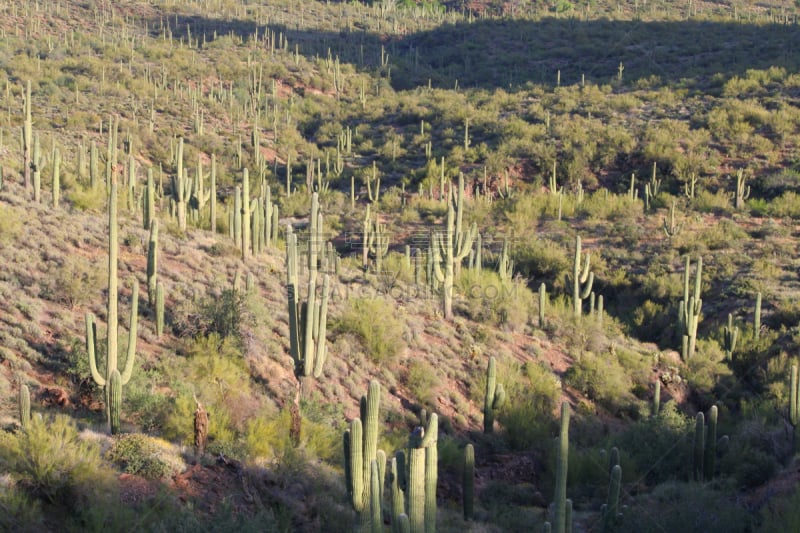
663,200 -> 682,238
601,464 -> 623,532
678,256 -> 702,360
723,313 -> 738,361
483,356 -> 505,434
344,381 -> 385,532
431,188 -> 476,320
287,273 -> 330,379
402,412 -> 438,533
498,238 -> 514,282
734,169 -> 750,210
171,137 -> 187,231
88,177 -> 138,434
571,236 -> 593,317
52,147 -> 61,208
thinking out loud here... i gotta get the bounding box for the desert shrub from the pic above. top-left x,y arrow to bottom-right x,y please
333,297 -> 405,362
44,254 -> 106,309
760,485 -> 800,532
565,351 -> 633,410
765,190 -> 800,218
162,335 -> 251,447
66,184 -> 105,211
692,189 -> 734,215
107,434 -> 180,479
174,286 -> 252,341
618,481 -> 750,533
406,359 -> 438,407
0,205 -> 23,246
719,417 -> 785,488
499,361 -> 561,450
0,480 -> 43,532
578,190 -> 642,222
456,270 -> 531,331
0,415 -> 117,506
612,400 -> 693,484
513,238 -> 570,289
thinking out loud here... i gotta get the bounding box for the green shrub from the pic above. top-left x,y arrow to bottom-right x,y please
760,485 -> 800,532
565,351 -> 633,410
617,481 -> 750,533
66,184 -> 105,211
406,359 -> 438,407
0,415 -> 117,505
107,434 -> 180,479
333,297 -> 405,362
612,401 -> 692,484
495,360 -> 560,451
0,482 -> 43,532
0,205 -> 23,246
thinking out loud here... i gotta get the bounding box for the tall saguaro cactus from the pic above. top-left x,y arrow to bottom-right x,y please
172,137 -> 187,231
22,80 -> 32,192
483,356 -> 506,433
790,364 -> 800,452
344,381 -> 385,532
431,181 -> 477,320
678,256 -> 703,360
553,402 -> 570,533
87,177 -> 138,434
571,236 -> 593,317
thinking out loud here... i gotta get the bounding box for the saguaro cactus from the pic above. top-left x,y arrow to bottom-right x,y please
344,381 -> 385,532
22,80 -> 32,192
723,313 -> 738,361
553,402 -> 570,533
571,236 -> 593,317
790,364 -> 799,452
19,383 -> 30,429
601,464 -> 623,532
483,356 -> 506,433
734,169 -> 750,210
463,444 -> 474,521
754,292 -> 762,341
87,177 -> 138,434
147,220 -> 158,306
431,183 -> 477,320
693,412 -> 705,482
678,256 -> 702,360
704,405 -> 718,481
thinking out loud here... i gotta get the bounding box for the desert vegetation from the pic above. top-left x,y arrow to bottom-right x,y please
2,0 -> 800,531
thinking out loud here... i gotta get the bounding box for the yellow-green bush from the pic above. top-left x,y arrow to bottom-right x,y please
0,415 -> 116,505
333,297 -> 405,362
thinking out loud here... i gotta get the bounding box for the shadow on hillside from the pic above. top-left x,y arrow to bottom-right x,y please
149,13 -> 800,90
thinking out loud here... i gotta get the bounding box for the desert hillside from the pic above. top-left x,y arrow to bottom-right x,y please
1,1 -> 800,531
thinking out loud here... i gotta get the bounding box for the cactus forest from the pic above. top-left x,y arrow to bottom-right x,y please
4,0 -> 800,530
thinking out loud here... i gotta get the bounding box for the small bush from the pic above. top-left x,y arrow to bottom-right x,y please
67,185 -> 105,211
565,351 -> 633,410
107,434 -> 180,479
406,360 -> 438,407
333,297 -> 405,362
